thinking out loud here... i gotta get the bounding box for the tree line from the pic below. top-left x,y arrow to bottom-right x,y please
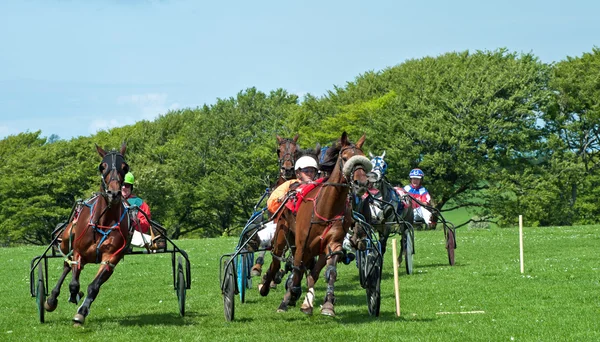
1,47 -> 599,245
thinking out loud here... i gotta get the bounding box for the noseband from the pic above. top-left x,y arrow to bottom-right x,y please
278,139 -> 297,178
99,152 -> 128,196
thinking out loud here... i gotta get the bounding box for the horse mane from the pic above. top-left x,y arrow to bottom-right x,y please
319,143 -> 341,173
297,143 -> 321,161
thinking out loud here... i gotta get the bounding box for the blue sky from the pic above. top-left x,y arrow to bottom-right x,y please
1,0 -> 598,140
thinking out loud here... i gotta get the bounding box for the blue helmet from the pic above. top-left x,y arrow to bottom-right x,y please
409,168 -> 424,179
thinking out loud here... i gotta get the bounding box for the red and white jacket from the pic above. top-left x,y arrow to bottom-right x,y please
403,184 -> 431,208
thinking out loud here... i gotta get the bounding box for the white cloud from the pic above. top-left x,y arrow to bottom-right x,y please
89,118 -> 130,135
117,92 -> 180,121
82,93 -> 182,136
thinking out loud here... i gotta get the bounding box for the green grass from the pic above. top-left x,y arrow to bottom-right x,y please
1,225 -> 599,341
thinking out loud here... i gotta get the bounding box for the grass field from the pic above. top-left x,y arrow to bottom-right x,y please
1,224 -> 598,341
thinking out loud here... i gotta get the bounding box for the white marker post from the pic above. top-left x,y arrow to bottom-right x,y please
392,238 -> 401,317
519,215 -> 524,274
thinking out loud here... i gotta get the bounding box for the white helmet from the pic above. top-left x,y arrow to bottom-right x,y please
295,156 -> 318,171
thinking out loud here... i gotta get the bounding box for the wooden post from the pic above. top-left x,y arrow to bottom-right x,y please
392,238 -> 401,316
519,215 -> 524,274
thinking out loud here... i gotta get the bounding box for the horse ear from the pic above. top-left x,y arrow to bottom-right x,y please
356,134 -> 366,149
98,162 -> 105,173
276,135 -> 282,144
293,134 -> 299,143
369,151 -> 374,159
96,144 -> 106,157
340,132 -> 348,146
120,142 -> 127,156
122,163 -> 129,174
381,150 -> 386,159
314,143 -> 321,156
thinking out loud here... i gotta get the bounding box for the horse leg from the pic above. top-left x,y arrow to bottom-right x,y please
73,263 -> 115,326
300,255 -> 326,315
44,260 -> 71,312
277,266 -> 303,312
258,227 -> 286,296
68,255 -> 84,304
251,250 -> 266,277
379,230 -> 389,260
321,251 -> 341,317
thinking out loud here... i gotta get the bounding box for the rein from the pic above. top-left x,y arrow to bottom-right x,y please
74,194 -> 130,264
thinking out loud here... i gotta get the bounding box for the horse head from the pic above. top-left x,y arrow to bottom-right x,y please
368,150 -> 388,185
96,142 -> 129,206
335,132 -> 371,197
276,134 -> 299,180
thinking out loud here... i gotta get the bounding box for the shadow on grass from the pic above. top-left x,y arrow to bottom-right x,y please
417,263 -> 468,268
338,309 -> 438,324
94,311 -> 204,326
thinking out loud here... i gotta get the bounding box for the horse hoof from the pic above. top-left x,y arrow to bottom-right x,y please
251,268 -> 261,277
300,305 -> 313,315
320,303 -> 335,317
277,303 -> 288,312
73,313 -> 85,325
258,283 -> 270,297
70,291 -> 84,304
270,281 -> 277,289
44,300 -> 57,312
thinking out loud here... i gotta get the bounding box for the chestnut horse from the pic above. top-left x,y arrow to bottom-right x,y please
44,143 -> 131,326
260,132 -> 371,317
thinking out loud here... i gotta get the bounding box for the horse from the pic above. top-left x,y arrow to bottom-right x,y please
275,134 -> 299,185
250,134 -> 300,277
356,151 -> 414,262
44,143 -> 131,326
259,132 -> 371,317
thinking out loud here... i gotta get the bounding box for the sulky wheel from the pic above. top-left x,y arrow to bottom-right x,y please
236,254 -> 248,303
36,258 -> 46,323
365,250 -> 382,317
176,256 -> 186,316
404,229 -> 414,275
356,249 -> 366,288
446,227 -> 456,266
222,259 -> 236,321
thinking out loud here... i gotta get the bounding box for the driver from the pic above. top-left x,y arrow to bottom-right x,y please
404,168 -> 434,228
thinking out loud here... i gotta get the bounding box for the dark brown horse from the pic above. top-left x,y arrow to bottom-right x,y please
275,134 -> 299,185
250,134 -> 300,277
260,132 -> 371,316
44,143 -> 131,326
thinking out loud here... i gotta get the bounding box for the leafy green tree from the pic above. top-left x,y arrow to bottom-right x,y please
544,47 -> 600,224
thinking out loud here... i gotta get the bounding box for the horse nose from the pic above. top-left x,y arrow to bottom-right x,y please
353,179 -> 368,196
367,172 -> 378,183
106,189 -> 121,201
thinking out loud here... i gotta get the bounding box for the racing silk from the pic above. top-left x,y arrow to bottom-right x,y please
267,179 -> 300,214
403,184 -> 430,209
283,178 -> 325,214
126,195 -> 151,233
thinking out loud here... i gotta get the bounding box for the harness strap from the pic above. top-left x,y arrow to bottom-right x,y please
100,261 -> 117,271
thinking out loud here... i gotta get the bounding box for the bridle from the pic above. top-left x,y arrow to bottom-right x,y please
277,139 -> 297,180
98,151 -> 128,202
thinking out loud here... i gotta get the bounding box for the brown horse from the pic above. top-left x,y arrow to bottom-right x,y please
260,132 -> 371,317
44,143 -> 131,326
250,134 -> 300,277
275,134 -> 299,185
